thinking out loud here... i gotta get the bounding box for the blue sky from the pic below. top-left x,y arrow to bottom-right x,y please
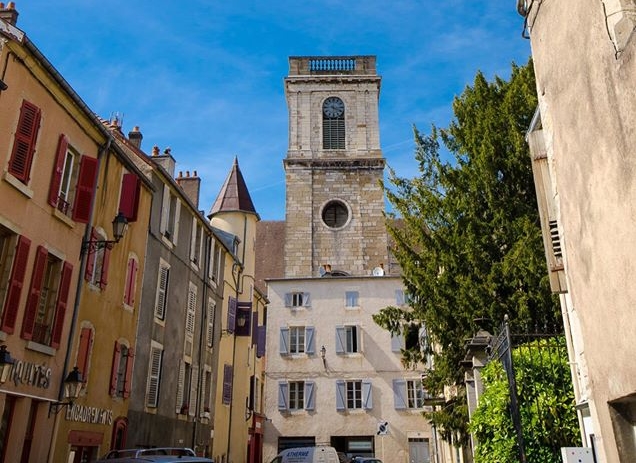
16,1 -> 530,220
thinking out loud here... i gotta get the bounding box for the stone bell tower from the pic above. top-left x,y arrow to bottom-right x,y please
283,56 -> 388,278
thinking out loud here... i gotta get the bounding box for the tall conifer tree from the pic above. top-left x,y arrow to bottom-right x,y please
374,60 -> 560,442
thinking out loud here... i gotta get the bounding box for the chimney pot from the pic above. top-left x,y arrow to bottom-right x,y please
152,146 -> 159,156
127,125 -> 143,149
0,1 -> 19,25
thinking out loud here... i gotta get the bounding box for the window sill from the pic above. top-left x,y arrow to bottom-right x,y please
26,341 -> 55,356
52,208 -> 75,228
161,234 -> 175,249
3,171 -> 34,199
345,306 -> 360,310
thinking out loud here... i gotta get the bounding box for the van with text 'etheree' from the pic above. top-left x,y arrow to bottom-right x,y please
271,446 -> 339,463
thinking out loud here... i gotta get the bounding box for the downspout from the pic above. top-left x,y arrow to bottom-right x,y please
46,137 -> 111,463
192,232 -> 212,455
226,258 -> 243,463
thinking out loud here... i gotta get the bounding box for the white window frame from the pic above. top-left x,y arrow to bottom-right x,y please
345,290 -> 359,308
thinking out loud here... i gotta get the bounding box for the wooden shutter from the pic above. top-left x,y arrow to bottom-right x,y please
305,326 -> 315,355
176,360 -> 186,413
222,364 -> 233,405
227,296 -> 237,334
393,379 -> 407,410
391,332 -> 404,353
76,327 -> 93,380
302,292 -> 311,307
335,326 -> 345,354
305,381 -> 315,411
278,381 -> 288,411
48,134 -> 68,206
118,173 -> 140,222
21,246 -> 47,340
335,380 -> 346,411
256,326 -> 266,358
279,327 -> 289,355
110,342 -> 121,396
124,257 -> 138,306
123,347 -> 134,398
9,100 -> 41,183
146,346 -> 162,407
2,235 -> 30,333
206,299 -> 215,347
72,155 -> 98,223
189,365 -> 198,416
155,265 -> 169,319
84,228 -> 97,281
362,379 -> 373,410
99,245 -> 111,289
251,311 -> 258,346
284,293 -> 292,307
159,185 -> 170,235
51,261 -> 73,348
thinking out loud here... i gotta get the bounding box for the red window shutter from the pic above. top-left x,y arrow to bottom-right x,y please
21,246 -> 48,340
51,261 -> 73,348
84,228 -> 97,281
123,347 -> 134,398
124,258 -> 138,306
99,245 -> 111,289
76,327 -> 93,380
8,100 -> 41,183
72,155 -> 98,223
110,342 -> 121,396
2,235 -> 31,333
118,173 -> 140,222
48,134 -> 68,207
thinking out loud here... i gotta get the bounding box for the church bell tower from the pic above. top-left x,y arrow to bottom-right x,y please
283,56 -> 388,278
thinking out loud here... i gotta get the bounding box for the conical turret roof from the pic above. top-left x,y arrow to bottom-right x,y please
208,157 -> 259,219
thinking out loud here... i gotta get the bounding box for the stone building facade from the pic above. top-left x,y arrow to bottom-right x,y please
521,0 -> 636,461
262,56 -> 433,463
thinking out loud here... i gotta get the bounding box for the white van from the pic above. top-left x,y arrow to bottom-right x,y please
271,446 -> 339,463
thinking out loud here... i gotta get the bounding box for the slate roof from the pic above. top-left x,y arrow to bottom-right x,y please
208,157 -> 259,219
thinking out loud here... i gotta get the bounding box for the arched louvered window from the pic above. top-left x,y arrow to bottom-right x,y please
322,97 -> 345,149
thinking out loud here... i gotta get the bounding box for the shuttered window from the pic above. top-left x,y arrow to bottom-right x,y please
1,235 -> 31,334
110,342 -> 134,398
123,256 -> 138,307
118,173 -> 140,222
335,325 -> 362,354
146,343 -> 163,407
154,262 -> 170,319
76,327 -> 93,382
21,248 -> 72,348
206,298 -> 215,348
222,364 -> 233,405
72,156 -> 98,223
9,100 -> 41,183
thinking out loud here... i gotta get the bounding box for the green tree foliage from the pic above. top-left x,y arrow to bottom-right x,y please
373,60 -> 561,442
469,338 -> 581,462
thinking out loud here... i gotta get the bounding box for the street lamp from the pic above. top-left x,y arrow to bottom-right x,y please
0,345 -> 15,384
81,212 -> 129,254
49,367 -> 83,417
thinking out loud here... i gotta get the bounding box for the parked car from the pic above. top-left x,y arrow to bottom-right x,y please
270,446 -> 339,463
350,458 -> 383,463
96,447 -> 213,462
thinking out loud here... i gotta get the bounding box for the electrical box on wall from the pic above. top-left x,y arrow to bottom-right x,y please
561,447 -> 594,463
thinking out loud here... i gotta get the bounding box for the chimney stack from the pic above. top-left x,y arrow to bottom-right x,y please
128,126 -> 143,149
176,170 -> 201,209
152,146 -> 176,177
0,2 -> 19,25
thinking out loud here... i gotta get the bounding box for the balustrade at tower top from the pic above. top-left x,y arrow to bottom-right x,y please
288,56 -> 377,76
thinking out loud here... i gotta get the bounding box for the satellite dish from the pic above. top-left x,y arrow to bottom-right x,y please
372,266 -> 384,277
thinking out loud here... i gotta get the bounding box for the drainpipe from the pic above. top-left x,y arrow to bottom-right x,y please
226,259 -> 243,463
46,137 -> 111,463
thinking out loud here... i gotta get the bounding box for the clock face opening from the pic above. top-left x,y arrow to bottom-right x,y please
322,200 -> 349,228
323,97 -> 345,118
